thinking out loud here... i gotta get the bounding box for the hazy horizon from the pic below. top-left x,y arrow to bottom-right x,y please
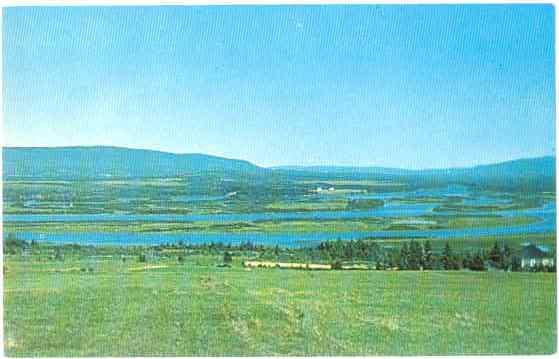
4,5 -> 555,169
3,144 -> 555,171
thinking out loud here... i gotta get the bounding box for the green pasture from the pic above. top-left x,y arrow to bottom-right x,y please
3,214 -> 539,235
4,256 -> 556,356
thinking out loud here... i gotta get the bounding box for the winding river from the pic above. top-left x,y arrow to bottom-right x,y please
5,200 -> 556,248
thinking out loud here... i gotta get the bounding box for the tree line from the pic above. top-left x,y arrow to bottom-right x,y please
4,235 -> 554,272
280,238 -> 554,272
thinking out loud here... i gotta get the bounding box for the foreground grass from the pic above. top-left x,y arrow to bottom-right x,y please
4,257 -> 556,356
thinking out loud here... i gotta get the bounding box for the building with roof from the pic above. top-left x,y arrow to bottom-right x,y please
521,243 -> 554,269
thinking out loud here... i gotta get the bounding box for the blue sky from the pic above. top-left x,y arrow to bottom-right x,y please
3,5 -> 555,169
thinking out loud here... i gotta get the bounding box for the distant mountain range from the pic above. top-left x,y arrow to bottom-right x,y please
3,146 -> 269,179
275,156 -> 556,179
2,147 -> 556,188
272,165 -> 414,176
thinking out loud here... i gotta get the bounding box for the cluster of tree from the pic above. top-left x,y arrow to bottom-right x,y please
5,235 -> 555,273
394,240 -> 554,272
4,236 -> 98,258
396,240 -> 434,270
487,242 -> 516,270
314,239 -> 382,262
4,235 -> 30,255
285,238 -> 553,273
393,240 -> 499,271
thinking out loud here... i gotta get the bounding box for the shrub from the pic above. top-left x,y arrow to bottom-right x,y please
468,252 -> 486,271
331,260 -> 343,270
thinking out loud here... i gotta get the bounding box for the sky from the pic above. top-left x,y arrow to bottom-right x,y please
3,5 -> 555,169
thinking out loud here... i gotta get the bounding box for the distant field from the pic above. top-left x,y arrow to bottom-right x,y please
3,214 -> 538,235
298,180 -> 406,186
4,177 -> 553,217
264,198 -> 350,212
4,256 -> 556,356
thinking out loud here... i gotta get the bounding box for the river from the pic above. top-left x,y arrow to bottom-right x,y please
5,200 -> 556,247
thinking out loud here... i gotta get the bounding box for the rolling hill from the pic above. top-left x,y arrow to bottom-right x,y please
274,156 -> 555,178
274,156 -> 556,190
3,147 -> 555,191
3,146 -> 269,179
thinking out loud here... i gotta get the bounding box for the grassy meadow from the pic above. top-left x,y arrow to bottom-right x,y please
4,254 -> 556,356
3,215 -> 538,235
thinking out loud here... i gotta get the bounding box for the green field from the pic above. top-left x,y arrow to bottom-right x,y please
4,255 -> 556,356
3,215 -> 539,235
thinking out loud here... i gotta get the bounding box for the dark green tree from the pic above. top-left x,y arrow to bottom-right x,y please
344,241 -> 355,261
408,240 -> 422,270
502,243 -> 512,271
331,259 -> 343,270
223,251 -> 233,264
442,242 -> 453,270
399,242 -> 410,270
469,251 -> 486,271
489,242 -> 503,269
389,251 -> 399,269
422,240 -> 434,270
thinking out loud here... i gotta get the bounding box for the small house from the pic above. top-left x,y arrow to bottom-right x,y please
521,243 -> 554,269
